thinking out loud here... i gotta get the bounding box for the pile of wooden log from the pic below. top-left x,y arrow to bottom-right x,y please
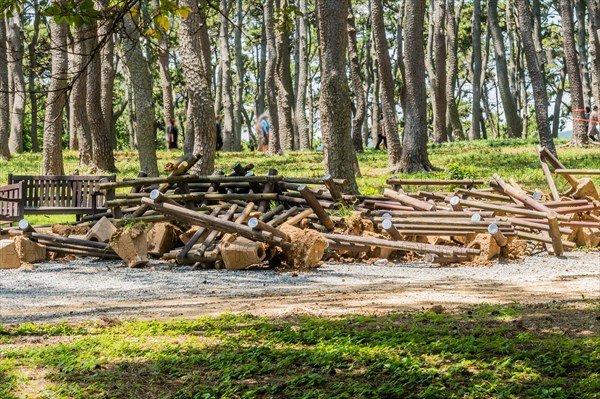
2,149 -> 598,270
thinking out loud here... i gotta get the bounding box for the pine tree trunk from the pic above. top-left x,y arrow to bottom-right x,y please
470,0 -> 482,140
488,0 -> 522,138
399,0 -> 432,173
179,0 -> 216,174
87,19 -> 116,172
257,21 -> 267,118
233,0 -> 244,151
0,19 -> 10,160
71,24 -> 93,165
219,0 -> 235,151
98,0 -> 115,149
7,15 -> 25,154
432,0 -> 447,143
42,12 -> 68,175
151,0 -> 175,146
28,0 -> 40,152
264,0 -> 283,155
516,0 -> 557,154
295,0 -> 311,150
348,0 -> 366,153
560,0 -> 588,146
122,14 -> 159,176
316,0 -> 359,194
275,0 -> 296,151
445,0 -> 464,141
588,0 -> 600,103
371,0 -> 402,166
576,0 -> 592,106
553,64 -> 567,138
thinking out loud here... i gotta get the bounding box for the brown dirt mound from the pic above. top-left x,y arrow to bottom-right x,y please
280,224 -> 327,269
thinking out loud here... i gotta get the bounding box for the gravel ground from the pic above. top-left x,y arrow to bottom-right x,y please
1,251 -> 599,324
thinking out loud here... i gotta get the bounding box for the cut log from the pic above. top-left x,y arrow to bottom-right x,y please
0,239 -> 21,268
14,236 -> 47,263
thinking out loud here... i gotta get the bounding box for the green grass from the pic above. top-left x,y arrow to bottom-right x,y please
0,301 -> 598,398
2,139 -> 600,224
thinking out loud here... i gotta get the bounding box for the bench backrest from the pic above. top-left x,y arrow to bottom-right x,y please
7,175 -> 116,209
0,182 -> 24,222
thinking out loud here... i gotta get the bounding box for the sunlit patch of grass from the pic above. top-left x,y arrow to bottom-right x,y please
0,302 -> 598,398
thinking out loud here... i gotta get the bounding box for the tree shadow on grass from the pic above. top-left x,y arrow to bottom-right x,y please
2,302 -> 599,398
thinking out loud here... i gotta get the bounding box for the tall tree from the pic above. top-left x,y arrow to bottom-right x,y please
576,0 -> 591,106
179,0 -> 216,174
0,19 -> 10,160
371,0 -> 402,166
264,0 -> 283,155
470,0 -> 482,140
516,0 -> 557,154
316,0 -> 358,194
445,0 -> 464,140
219,0 -> 235,151
70,22 -> 92,165
560,0 -> 588,146
86,16 -> 115,172
348,0 -> 366,153
27,0 -> 41,152
295,0 -> 311,150
233,0 -> 244,151
41,11 -> 68,175
6,15 -> 25,153
399,0 -> 432,172
122,13 -> 159,176
275,0 -> 296,151
427,0 -> 447,143
151,0 -> 175,144
588,0 -> 600,103
488,0 -> 522,138
98,0 -> 115,148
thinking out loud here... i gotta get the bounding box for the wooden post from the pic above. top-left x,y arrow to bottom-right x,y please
383,188 -> 437,211
298,184 -> 335,230
248,217 -> 289,240
258,168 -> 278,213
547,211 -> 564,256
283,209 -> 314,226
323,174 -> 343,202
488,223 -> 508,247
539,147 -> 578,189
381,219 -> 403,240
176,206 -> 223,264
18,219 -> 36,235
259,204 -> 286,222
268,206 -> 299,227
537,146 -> 561,202
449,196 -> 463,211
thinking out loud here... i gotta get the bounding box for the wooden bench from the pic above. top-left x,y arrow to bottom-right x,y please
0,182 -> 24,223
7,174 -> 116,217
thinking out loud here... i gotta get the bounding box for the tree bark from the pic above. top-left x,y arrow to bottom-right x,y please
257,20 -> 267,118
71,23 -> 92,165
552,64 -> 567,138
179,0 -> 216,174
27,0 -> 41,152
560,0 -> 588,146
122,14 -> 159,176
431,0 -> 447,143
233,0 -> 244,151
576,0 -> 592,106
470,0 -> 482,140
588,0 -> 600,104
275,0 -> 296,151
151,0 -> 175,149
42,11 -> 68,175
348,0 -> 366,153
219,0 -> 235,151
371,0 -> 402,166
264,0 -> 283,155
516,0 -> 557,154
445,0 -> 464,141
399,0 -> 432,173
295,0 -> 311,150
87,18 -> 116,172
0,19 -> 10,160
488,0 -> 522,138
98,0 -> 115,149
6,15 -> 25,153
316,0 -> 359,194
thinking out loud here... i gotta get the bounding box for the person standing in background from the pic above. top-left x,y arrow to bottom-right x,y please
166,119 -> 178,151
256,114 -> 270,152
588,106 -> 599,141
216,115 -> 224,151
375,114 -> 387,150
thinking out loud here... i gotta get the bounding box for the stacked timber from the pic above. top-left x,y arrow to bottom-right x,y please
7,150 -> 599,270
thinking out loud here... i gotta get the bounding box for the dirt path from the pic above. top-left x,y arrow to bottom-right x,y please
1,251 -> 598,324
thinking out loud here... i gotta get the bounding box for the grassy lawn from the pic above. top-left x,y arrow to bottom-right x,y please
3,139 -> 600,226
0,302 -> 598,398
